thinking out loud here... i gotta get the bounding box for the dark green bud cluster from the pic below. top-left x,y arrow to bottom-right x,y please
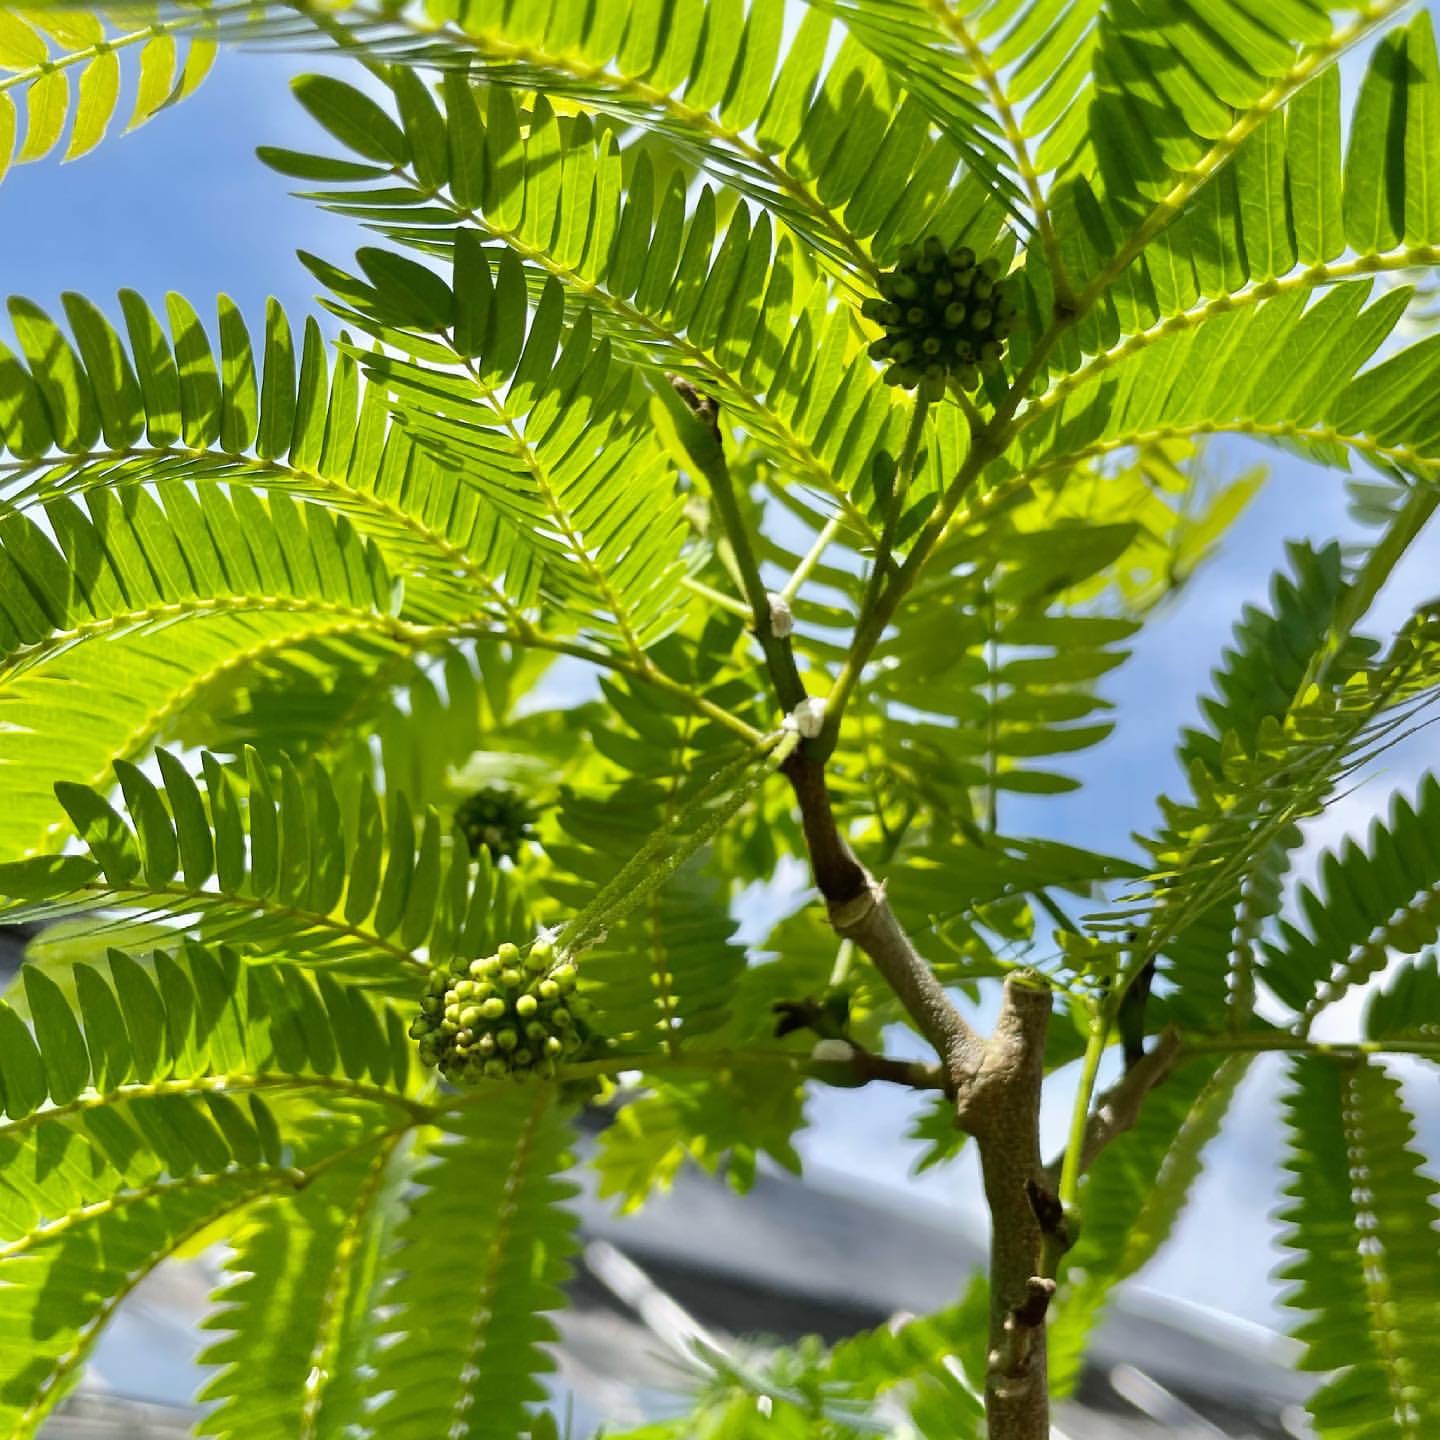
410,939 -> 582,1084
861,238 -> 1020,398
454,785 -> 536,863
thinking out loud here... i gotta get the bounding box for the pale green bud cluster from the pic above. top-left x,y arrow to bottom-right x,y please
409,939 -> 581,1083
860,238 -> 1021,398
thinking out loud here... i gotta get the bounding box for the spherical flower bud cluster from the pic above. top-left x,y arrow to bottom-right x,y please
454,785 -> 536,863
410,939 -> 581,1083
861,238 -> 1020,398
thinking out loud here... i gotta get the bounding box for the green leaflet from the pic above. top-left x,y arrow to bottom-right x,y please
0,10 -> 214,185
305,240 -> 694,653
0,745 -> 527,989
1001,7 -> 1428,384
1263,775 -> 1440,1026
1049,1058 -> 1247,1397
0,288 -> 542,618
268,0 -> 979,279
198,1135 -> 412,1440
367,1092 -> 578,1440
593,1066 -> 806,1211
1365,955 -> 1440,1043
0,938 -> 417,1436
1279,1057 -> 1440,1438
266,70 -> 945,551
605,1277 -> 988,1438
1099,539 -> 1440,1027
1016,280 -> 1422,482
0,479 -> 394,862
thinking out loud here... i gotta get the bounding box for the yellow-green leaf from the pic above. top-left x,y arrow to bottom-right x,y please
65,49 -> 120,160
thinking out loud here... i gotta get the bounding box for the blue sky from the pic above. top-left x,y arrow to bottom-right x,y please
6,34 -> 1438,1348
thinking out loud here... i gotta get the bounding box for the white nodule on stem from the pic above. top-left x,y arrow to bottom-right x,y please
785,697 -> 827,738
810,1038 -> 857,1063
767,591 -> 794,637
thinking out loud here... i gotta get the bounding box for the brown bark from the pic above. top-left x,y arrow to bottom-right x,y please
967,978 -> 1053,1440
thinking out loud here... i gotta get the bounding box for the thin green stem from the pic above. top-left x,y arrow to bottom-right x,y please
1059,1013 -> 1110,1216
678,395 -> 808,712
780,514 -> 844,603
682,575 -> 753,619
1181,1032 -> 1440,1060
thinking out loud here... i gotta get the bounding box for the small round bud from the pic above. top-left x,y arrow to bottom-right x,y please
538,979 -> 561,1002
923,235 -> 946,260
480,996 -> 507,1020
891,273 -> 919,300
515,993 -> 539,1018
921,336 -> 942,357
526,942 -> 553,972
500,968 -> 524,990
553,965 -> 578,993
545,1035 -> 564,1056
897,241 -> 919,267
944,302 -> 967,328
497,942 -> 520,966
949,245 -> 975,270
458,1005 -> 484,1028
979,256 -> 1002,280
483,1058 -> 509,1079
971,276 -> 994,301
905,305 -> 927,327
512,1047 -> 533,1068
868,336 -> 892,361
890,338 -> 915,364
932,277 -> 954,301
496,1027 -> 519,1052
970,309 -> 992,330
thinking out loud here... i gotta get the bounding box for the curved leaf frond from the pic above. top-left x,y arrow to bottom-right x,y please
0,939 -> 421,1435
1278,1055 -> 1440,1439
0,745 -> 529,989
367,1090 -> 578,1439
